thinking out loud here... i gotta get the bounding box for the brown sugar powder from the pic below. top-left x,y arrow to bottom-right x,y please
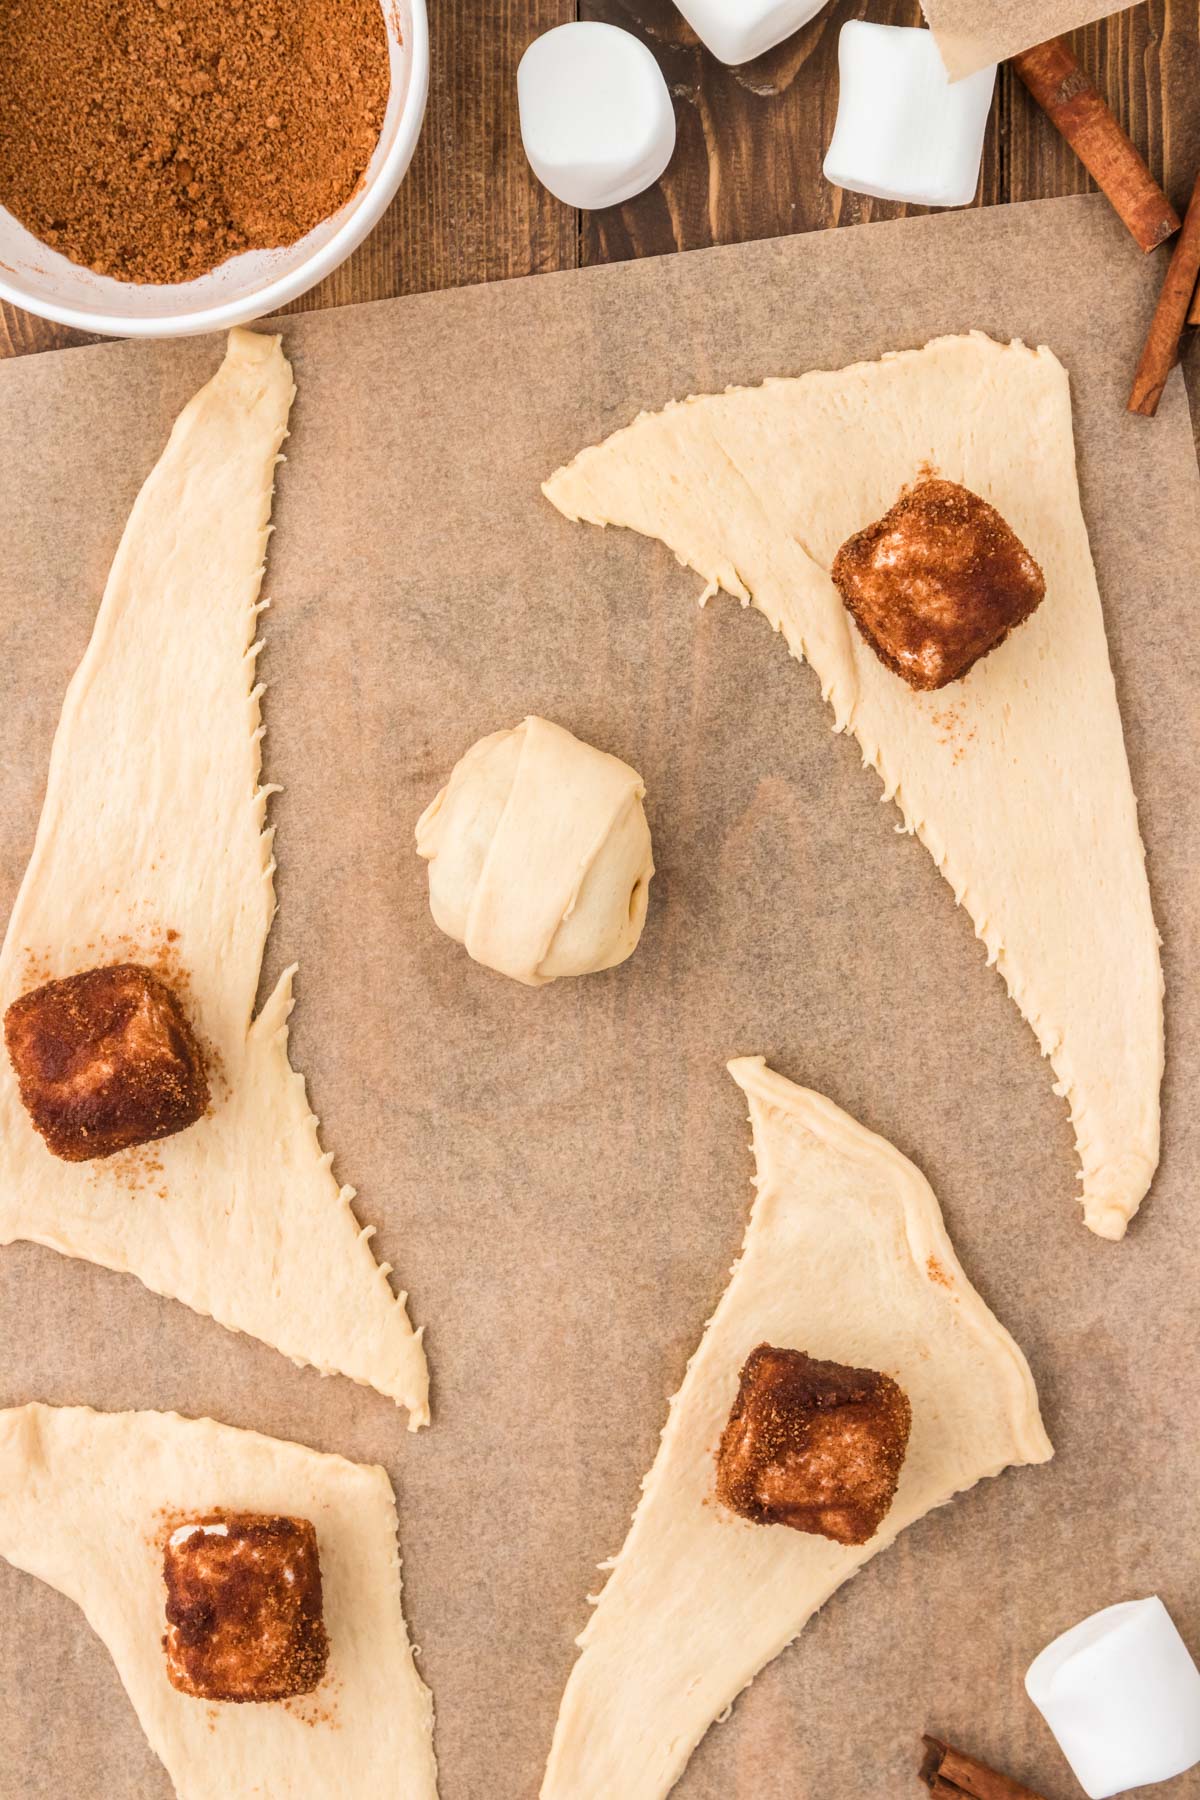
0,0 -> 391,284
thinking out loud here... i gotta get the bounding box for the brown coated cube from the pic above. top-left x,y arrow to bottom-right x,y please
4,963 -> 208,1161
715,1344 -> 911,1546
831,479 -> 1046,691
163,1514 -> 329,1703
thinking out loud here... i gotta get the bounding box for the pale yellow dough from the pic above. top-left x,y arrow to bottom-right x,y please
0,1404 -> 438,1799
0,329 -> 429,1423
543,333 -> 1163,1238
415,715 -> 654,986
541,1057 -> 1052,1800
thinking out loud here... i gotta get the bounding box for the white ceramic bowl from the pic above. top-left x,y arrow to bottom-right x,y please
0,0 -> 428,338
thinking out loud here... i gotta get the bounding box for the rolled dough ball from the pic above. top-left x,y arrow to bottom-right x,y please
415,716 -> 654,986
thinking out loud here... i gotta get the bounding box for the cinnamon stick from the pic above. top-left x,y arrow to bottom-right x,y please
1013,37 -> 1179,254
1129,168 -> 1200,416
920,1735 -> 1049,1800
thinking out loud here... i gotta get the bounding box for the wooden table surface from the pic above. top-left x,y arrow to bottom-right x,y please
1,0 -> 1198,360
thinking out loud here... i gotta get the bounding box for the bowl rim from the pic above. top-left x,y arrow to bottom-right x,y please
0,0 -> 430,340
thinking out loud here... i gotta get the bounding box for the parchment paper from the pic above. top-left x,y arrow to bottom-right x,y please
0,192 -> 1197,1800
921,0 -> 1138,79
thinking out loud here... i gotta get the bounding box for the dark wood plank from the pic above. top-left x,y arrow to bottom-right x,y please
0,311 -> 104,359
1004,8 -> 1193,213
576,0 -> 1197,266
577,0 -> 1003,265
0,1 -> 1196,355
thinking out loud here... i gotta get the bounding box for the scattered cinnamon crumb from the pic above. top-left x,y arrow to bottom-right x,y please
930,701 -> 979,765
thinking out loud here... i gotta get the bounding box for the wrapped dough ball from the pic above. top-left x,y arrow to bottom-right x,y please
416,716 -> 654,986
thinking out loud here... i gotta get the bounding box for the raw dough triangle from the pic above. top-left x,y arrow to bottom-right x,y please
544,333 -> 1163,1239
0,330 -> 428,1423
0,1404 -> 438,1799
541,1056 -> 1052,1799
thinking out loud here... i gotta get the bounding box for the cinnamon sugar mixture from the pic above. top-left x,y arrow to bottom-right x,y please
0,0 -> 390,284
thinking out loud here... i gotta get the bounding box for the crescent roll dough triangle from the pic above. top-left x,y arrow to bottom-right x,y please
541,1056 -> 1052,1800
543,333 -> 1163,1239
0,329 -> 428,1423
0,1404 -> 438,1799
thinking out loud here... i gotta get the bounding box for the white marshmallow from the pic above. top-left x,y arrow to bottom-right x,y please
823,22 -> 996,209
168,1520 -> 230,1547
672,0 -> 826,67
517,23 -> 676,212
1026,1597 -> 1200,1799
